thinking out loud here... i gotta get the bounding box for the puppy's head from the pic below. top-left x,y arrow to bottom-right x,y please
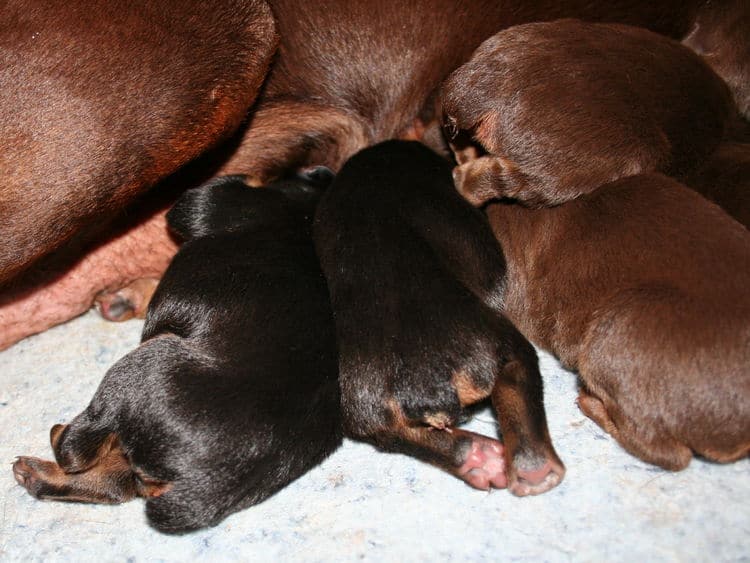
439,28 -> 507,165
167,167 -> 335,240
440,75 -> 506,208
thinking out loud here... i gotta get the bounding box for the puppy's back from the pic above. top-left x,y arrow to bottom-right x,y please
315,140 -> 506,308
88,177 -> 340,532
489,173 -> 750,467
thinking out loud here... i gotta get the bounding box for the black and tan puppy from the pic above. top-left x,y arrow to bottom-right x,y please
313,140 -> 564,496
441,19 -> 735,207
13,172 -> 341,533
484,173 -> 750,470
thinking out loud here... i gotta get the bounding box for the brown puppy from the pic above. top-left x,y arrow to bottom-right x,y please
683,142 -> 750,229
218,1 -> 713,184
442,19 -> 735,207
482,173 -> 750,470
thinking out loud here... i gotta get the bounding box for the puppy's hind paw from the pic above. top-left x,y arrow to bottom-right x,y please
455,432 -> 508,490
12,456 -> 62,498
508,456 -> 565,497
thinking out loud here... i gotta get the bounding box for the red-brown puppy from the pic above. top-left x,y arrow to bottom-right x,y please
683,142 -> 750,229
442,19 -> 735,207
482,174 -> 750,470
218,1 -> 714,184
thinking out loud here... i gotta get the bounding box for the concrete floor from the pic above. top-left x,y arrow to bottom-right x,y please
2,310 -> 748,561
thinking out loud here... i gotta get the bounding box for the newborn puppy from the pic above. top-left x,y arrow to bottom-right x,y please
484,173 -> 750,470
313,140 -> 564,496
441,19 -> 734,207
683,142 -> 750,229
13,172 -> 341,533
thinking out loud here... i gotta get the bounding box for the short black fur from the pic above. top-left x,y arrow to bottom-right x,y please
54,172 -> 342,532
313,140 -> 564,496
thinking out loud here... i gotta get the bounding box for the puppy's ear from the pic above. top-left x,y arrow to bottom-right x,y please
167,175 -> 251,240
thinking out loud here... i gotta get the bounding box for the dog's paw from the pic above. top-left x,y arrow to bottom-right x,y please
508,456 -> 565,497
455,433 -> 508,490
95,278 -> 159,322
12,456 -> 62,498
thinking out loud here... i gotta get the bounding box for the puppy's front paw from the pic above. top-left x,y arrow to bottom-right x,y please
452,157 -> 506,207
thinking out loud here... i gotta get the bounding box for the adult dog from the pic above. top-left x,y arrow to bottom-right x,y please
1,0 -> 747,349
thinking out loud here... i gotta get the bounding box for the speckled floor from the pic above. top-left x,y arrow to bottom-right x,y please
1,310 -> 748,561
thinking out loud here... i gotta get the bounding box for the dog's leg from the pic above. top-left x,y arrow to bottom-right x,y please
13,428 -> 168,504
370,415 -> 510,491
216,100 -> 370,183
576,388 -> 621,438
362,356 -> 564,497
490,332 -> 565,496
577,386 -> 693,471
12,454 -> 137,504
452,155 -> 588,208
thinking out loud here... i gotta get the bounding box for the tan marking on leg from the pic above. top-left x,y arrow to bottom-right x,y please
50,423 -> 66,450
451,369 -> 491,407
15,431 -> 172,504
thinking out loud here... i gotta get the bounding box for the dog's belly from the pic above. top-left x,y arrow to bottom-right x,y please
0,207 -> 177,351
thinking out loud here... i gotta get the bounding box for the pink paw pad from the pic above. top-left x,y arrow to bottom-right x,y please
456,436 -> 508,490
509,458 -> 565,497
96,292 -> 138,321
